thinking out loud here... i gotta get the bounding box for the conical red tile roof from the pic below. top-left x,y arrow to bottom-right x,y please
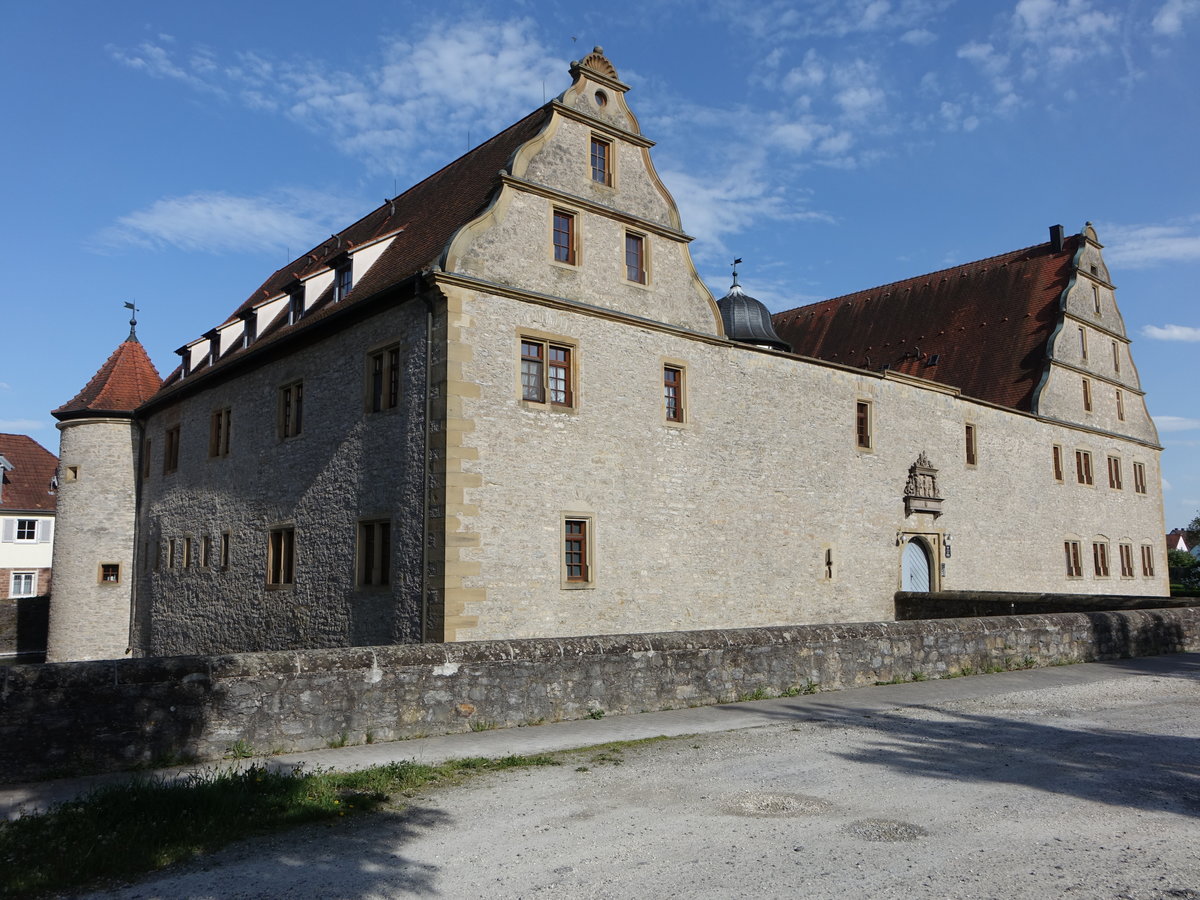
53,338 -> 162,420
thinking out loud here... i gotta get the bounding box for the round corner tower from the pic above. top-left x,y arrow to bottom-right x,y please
47,330 -> 161,662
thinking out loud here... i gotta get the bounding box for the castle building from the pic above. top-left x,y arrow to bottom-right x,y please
50,49 -> 1168,661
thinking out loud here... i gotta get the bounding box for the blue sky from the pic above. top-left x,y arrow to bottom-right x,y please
2,0 -> 1197,527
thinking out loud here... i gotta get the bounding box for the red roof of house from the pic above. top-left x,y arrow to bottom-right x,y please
53,338 -> 163,420
771,234 -> 1079,411
0,433 -> 58,512
152,105 -> 553,398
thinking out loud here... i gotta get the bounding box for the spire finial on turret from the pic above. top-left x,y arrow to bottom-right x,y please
123,301 -> 139,343
730,257 -> 743,289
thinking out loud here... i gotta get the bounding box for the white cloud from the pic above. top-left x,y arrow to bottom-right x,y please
1142,324 -> 1200,342
1155,416 -> 1200,432
1152,0 -> 1200,35
90,189 -> 362,256
900,28 -> 937,45
782,50 -> 827,92
0,419 -> 49,432
0,382 -> 10,390
1101,219 -> 1200,268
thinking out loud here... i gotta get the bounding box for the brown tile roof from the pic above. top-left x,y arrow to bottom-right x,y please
0,433 -> 58,512
772,234 -> 1079,411
53,338 -> 163,420
154,105 -> 554,397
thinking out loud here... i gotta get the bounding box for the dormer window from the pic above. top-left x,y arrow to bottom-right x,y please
205,329 -> 221,366
333,260 -> 353,302
239,309 -> 257,348
287,285 -> 305,325
175,345 -> 191,378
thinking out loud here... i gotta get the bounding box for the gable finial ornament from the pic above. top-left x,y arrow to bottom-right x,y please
124,301 -> 139,343
904,451 -> 943,517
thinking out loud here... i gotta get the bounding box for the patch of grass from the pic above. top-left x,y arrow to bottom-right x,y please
469,719 -> 498,732
586,708 -> 606,719
738,687 -> 770,702
327,731 -> 350,749
0,754 -> 561,898
224,739 -> 254,760
910,671 -> 927,682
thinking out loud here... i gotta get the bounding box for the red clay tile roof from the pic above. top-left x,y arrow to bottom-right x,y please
771,234 -> 1079,411
0,433 -> 58,512
53,338 -> 163,420
153,106 -> 554,398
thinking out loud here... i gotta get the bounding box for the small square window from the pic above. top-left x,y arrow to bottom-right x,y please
357,520 -> 391,587
553,210 -> 576,265
590,136 -> 611,186
520,338 -> 574,407
625,232 -> 646,283
10,572 -> 36,597
367,345 -> 401,413
99,563 -> 121,584
267,526 -> 295,587
279,381 -> 304,438
64,465 -> 79,482
15,518 -> 37,542
664,365 -> 685,423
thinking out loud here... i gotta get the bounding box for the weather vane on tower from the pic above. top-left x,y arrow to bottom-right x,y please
124,301 -> 139,342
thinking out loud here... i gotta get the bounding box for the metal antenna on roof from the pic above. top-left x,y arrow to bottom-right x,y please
730,258 -> 743,288
123,301 -> 139,342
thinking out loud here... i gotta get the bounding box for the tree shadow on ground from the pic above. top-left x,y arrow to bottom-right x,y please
723,695 -> 1200,820
93,802 -> 451,899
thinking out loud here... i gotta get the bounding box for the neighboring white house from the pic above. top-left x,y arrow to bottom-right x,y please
0,433 -> 57,658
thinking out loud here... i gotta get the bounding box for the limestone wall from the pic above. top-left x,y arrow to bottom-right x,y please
133,301 -> 429,657
1,608 -> 1195,783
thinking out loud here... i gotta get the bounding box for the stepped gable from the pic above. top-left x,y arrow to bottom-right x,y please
0,433 -> 58,511
156,105 -> 554,394
52,338 -> 163,420
772,234 -> 1079,412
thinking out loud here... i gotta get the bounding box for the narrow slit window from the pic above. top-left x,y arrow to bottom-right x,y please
664,366 -> 684,423
856,401 -> 872,450
1116,389 -> 1125,421
1053,445 -> 1064,482
357,520 -> 392,587
1078,327 -> 1088,360
964,424 -> 977,466
1082,378 -> 1092,412
1112,340 -> 1120,373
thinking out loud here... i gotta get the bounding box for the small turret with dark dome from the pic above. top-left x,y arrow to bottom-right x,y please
716,261 -> 791,353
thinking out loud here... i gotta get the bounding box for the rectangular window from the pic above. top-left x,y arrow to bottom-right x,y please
201,535 -> 212,568
1052,445 -> 1064,482
1064,540 -> 1082,578
99,563 -> 121,583
10,572 -> 35,597
856,401 -> 872,450
367,345 -> 401,413
1119,543 -> 1134,578
357,520 -> 391,587
1107,456 -> 1122,490
625,233 -> 646,283
333,261 -> 353,303
1093,284 -> 1102,314
1092,541 -> 1110,577
1075,449 -> 1093,485
220,531 -> 231,570
209,408 -> 231,458
164,425 -> 181,474
664,366 -> 684,423
16,518 -> 37,542
1082,378 -> 1092,412
1078,326 -> 1088,360
1115,389 -> 1125,421
520,338 -> 574,407
267,526 -> 295,587
590,136 -> 611,185
168,538 -> 176,569
182,536 -> 193,568
964,423 -> 977,467
288,287 -> 305,325
1133,461 -> 1147,494
1112,340 -> 1120,373
279,381 -> 304,438
553,210 -> 576,264
1141,545 -> 1156,577
564,518 -> 590,583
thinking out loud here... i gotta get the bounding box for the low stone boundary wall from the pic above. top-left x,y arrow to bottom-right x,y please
896,590 -> 1199,619
1,608 -> 1197,783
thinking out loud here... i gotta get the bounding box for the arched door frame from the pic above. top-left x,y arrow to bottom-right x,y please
897,531 -> 943,592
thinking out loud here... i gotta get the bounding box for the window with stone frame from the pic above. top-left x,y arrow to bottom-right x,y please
209,408 -> 231,458
1082,377 -> 1092,412
1064,540 -> 1083,578
625,232 -> 646,283
367,344 -> 401,413
163,425 -> 181,474
279,381 -> 304,438
964,423 -> 978,467
856,401 -> 873,451
1092,541 -> 1110,577
1141,544 -> 1156,577
1116,389 -> 1125,421
564,517 -> 591,584
267,526 -> 295,587
1112,340 -> 1121,373
590,136 -> 612,186
220,531 -> 231,570
1075,449 -> 1093,485
99,563 -> 121,584
1119,543 -> 1135,578
1053,445 -> 1064,482
1107,455 -> 1123,490
520,338 -> 574,407
1078,326 -> 1088,361
664,365 -> 684,423
1133,461 -> 1147,494
553,210 -> 577,265
357,519 -> 391,587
